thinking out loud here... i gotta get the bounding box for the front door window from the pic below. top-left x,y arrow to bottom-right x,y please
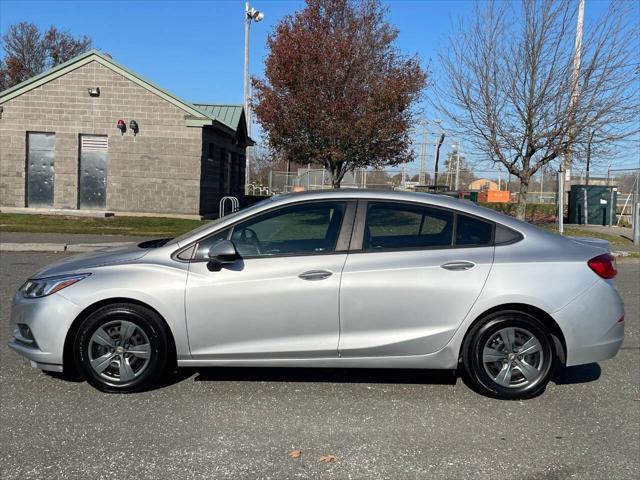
230,201 -> 347,257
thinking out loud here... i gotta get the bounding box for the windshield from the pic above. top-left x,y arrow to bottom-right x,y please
166,197 -> 276,246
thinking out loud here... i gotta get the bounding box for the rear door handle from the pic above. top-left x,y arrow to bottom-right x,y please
298,270 -> 333,281
441,261 -> 475,271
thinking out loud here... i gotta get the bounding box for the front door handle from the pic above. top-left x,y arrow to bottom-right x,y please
298,270 -> 333,281
441,261 -> 475,271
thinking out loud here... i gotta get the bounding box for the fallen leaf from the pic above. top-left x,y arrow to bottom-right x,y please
320,454 -> 337,463
288,449 -> 302,459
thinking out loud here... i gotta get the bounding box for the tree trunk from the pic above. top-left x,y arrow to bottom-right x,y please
515,180 -> 529,221
329,162 -> 344,189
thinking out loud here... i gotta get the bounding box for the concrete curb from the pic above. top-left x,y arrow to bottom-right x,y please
1,242 -> 132,253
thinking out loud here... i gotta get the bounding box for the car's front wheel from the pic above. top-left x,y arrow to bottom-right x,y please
74,303 -> 169,393
462,311 -> 555,399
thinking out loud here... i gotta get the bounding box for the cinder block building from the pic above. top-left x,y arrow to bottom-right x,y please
0,50 -> 251,218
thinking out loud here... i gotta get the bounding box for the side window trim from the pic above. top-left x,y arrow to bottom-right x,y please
175,200 -> 356,262
349,200 -> 368,251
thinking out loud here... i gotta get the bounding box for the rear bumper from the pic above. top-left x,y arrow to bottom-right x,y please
553,279 -> 625,366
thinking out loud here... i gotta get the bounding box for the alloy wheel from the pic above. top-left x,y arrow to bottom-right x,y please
88,320 -> 151,383
482,327 -> 544,388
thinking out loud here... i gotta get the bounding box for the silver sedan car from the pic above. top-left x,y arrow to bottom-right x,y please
9,190 -> 624,399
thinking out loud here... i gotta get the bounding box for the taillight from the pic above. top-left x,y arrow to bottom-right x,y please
587,253 -> 617,279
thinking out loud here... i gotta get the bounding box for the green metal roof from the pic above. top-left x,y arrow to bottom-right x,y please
192,103 -> 245,132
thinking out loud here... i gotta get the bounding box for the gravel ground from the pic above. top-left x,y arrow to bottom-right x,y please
1,253 -> 638,480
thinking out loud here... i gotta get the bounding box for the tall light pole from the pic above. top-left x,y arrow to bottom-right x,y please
244,2 -> 264,189
452,142 -> 461,190
415,118 -> 443,186
433,131 -> 445,187
562,0 -> 585,205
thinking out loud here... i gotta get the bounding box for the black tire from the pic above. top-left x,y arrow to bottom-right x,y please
462,311 -> 555,400
74,303 -> 170,393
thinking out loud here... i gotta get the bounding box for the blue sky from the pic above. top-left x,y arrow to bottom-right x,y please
1,0 -> 637,171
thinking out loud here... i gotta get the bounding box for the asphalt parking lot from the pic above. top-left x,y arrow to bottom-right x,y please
1,252 -> 638,480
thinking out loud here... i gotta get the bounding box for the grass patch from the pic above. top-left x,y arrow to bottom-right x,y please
0,213 -> 204,237
537,223 -> 632,245
479,202 -> 556,223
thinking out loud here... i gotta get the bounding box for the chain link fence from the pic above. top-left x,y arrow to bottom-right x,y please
248,166 -> 639,224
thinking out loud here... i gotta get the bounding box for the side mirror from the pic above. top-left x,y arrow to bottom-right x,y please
208,240 -> 238,265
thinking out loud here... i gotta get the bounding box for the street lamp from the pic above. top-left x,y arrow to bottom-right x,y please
244,2 -> 264,188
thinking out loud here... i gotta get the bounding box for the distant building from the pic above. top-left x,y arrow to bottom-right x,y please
0,50 -> 251,218
469,178 -> 499,191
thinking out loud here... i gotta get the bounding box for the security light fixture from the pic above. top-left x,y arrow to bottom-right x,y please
129,119 -> 139,135
88,87 -> 100,97
117,119 -> 126,135
247,7 -> 264,21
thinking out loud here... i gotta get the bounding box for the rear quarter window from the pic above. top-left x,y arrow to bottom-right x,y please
455,214 -> 494,246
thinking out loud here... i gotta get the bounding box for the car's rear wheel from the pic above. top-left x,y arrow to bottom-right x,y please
74,303 -> 169,393
462,311 -> 555,399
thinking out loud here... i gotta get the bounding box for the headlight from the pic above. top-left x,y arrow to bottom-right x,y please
20,273 -> 90,298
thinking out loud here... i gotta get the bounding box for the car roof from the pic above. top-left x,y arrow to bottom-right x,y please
271,189 -> 515,223
274,188 -> 467,208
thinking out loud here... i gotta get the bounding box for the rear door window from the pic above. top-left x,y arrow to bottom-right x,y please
363,202 -> 454,250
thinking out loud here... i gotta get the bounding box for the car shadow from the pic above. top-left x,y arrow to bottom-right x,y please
551,363 -> 601,385
188,367 -> 458,386
44,363 -> 602,392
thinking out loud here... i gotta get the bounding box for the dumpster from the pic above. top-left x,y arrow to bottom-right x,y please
569,185 -> 617,225
478,190 -> 510,203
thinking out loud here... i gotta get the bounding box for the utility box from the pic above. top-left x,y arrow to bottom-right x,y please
459,190 -> 479,202
569,185 -> 617,225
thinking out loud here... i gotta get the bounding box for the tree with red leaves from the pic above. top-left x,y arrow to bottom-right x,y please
252,0 -> 426,188
0,22 -> 92,91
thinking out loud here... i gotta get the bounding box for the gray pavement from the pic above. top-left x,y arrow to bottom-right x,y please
0,253 -> 638,479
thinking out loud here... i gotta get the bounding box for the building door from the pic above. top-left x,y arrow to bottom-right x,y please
79,135 -> 108,209
27,132 -> 55,207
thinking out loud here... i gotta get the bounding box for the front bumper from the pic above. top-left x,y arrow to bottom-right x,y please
8,290 -> 83,371
554,278 -> 625,366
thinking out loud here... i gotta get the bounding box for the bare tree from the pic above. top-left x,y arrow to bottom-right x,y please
436,0 -> 639,219
1,22 -> 92,90
0,22 -> 45,89
250,147 -> 290,187
43,26 -> 92,66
